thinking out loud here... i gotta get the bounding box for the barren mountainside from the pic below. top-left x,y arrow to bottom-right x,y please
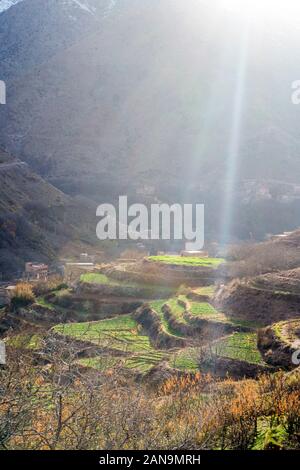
1,0 -> 300,239
0,148 -> 96,277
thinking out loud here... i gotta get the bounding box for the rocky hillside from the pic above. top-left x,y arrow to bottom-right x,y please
1,1 -> 300,239
0,148 -> 96,277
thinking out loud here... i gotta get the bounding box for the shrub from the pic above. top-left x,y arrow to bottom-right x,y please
32,276 -> 65,296
227,243 -> 300,278
11,283 -> 36,309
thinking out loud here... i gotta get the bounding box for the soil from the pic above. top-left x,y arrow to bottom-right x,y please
214,271 -> 300,326
258,320 -> 300,369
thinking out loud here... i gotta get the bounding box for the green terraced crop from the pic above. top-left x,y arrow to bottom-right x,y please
211,332 -> 263,364
53,315 -> 152,352
80,273 -> 174,294
80,273 -> 118,285
149,299 -> 186,337
167,298 -> 186,319
77,356 -> 120,370
53,315 -> 170,373
148,256 -> 225,267
170,348 -> 199,371
193,286 -> 215,297
185,299 -> 229,323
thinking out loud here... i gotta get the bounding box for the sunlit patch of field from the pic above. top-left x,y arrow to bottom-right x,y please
80,272 -> 174,297
149,299 -> 186,337
49,281 -> 264,374
188,300 -> 229,322
211,332 -> 263,364
53,315 -> 171,373
53,315 -> 153,353
171,332 -> 263,369
124,352 -> 168,373
148,256 -> 225,267
170,348 -> 199,371
80,273 -> 121,286
77,356 -> 120,371
152,296 -> 233,330
192,285 -> 215,298
78,352 -> 168,374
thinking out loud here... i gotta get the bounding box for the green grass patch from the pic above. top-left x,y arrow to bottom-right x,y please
149,299 -> 185,338
80,273 -> 116,285
77,356 -> 120,371
189,301 -> 219,317
36,296 -> 56,310
273,322 -> 285,340
148,256 -> 224,267
6,333 -> 42,350
170,348 -> 199,371
53,315 -> 168,374
167,298 -> 186,319
124,352 -> 168,373
193,285 -> 215,297
80,272 -> 174,296
53,315 -> 151,353
79,353 -> 167,374
211,332 -> 263,364
182,297 -> 229,323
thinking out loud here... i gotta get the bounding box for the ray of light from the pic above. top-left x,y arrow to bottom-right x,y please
220,24 -> 250,248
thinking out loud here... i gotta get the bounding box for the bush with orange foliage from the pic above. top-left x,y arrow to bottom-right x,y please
0,343 -> 300,450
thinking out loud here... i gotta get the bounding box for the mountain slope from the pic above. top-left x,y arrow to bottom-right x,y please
0,149 -> 96,278
1,0 -> 300,240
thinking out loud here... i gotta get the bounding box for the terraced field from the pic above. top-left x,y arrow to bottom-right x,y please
188,299 -> 228,321
148,255 -> 224,267
164,295 -> 234,326
191,285 -> 215,298
169,332 -> 263,370
53,315 -> 170,373
54,315 -> 151,353
149,299 -> 185,337
48,286 -> 266,376
80,272 -> 175,298
81,272 -> 173,291
211,332 -> 263,364
80,273 -> 118,285
170,348 -> 199,371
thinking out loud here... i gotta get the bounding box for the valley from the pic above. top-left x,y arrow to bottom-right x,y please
3,251 -> 297,382
1,0 -> 300,454
1,237 -> 300,450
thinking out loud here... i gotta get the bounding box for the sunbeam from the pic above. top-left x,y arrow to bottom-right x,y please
220,24 -> 250,247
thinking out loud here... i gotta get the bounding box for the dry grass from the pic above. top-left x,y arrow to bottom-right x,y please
11,283 -> 35,308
